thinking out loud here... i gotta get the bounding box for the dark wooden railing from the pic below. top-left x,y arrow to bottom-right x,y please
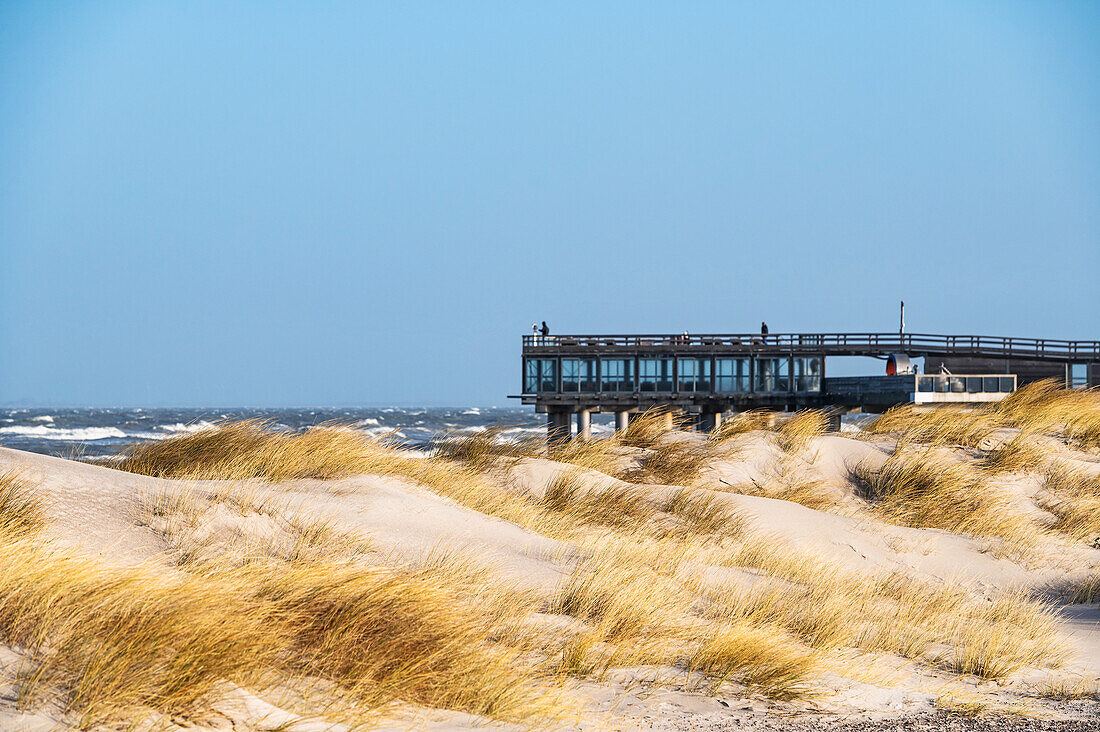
522,333 -> 1100,360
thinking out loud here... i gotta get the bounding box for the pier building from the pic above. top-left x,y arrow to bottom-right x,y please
513,332 -> 1099,440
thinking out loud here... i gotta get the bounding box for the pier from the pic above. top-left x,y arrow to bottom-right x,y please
513,332 -> 1099,439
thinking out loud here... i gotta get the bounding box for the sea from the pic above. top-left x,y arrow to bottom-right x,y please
0,407 -> 619,460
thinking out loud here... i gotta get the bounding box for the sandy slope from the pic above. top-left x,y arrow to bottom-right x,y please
1,437 -> 1098,730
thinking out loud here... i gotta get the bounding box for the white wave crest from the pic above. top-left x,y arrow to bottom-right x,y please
156,421 -> 217,434
0,425 -> 127,441
31,415 -> 55,423
356,418 -> 381,427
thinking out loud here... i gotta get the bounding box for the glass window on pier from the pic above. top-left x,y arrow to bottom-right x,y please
639,358 -> 673,392
794,357 -> 822,392
561,358 -> 596,392
756,357 -> 790,392
600,358 -> 634,392
677,358 -> 712,392
524,358 -> 557,393
715,358 -> 750,393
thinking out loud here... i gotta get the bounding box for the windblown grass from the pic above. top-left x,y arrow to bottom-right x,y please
864,380 -> 1100,452
115,420 -> 391,481
0,478 -> 555,727
982,433 -> 1048,474
540,471 -> 657,531
864,405 -> 1004,448
994,379 -> 1100,449
710,410 -> 773,444
0,471 -> 46,539
617,407 -> 687,449
99,416 -> 1079,719
688,623 -> 816,698
431,427 -> 541,473
1040,464 -> 1100,543
852,447 -> 1035,544
625,439 -> 711,486
775,410 -> 829,452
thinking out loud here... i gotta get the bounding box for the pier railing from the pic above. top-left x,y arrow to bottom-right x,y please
523,333 -> 1100,361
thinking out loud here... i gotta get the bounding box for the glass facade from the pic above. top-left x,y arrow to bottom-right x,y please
600,358 -> 634,392
677,358 -> 712,392
715,358 -> 750,393
755,358 -> 789,392
794,357 -> 822,392
917,375 -> 1016,393
561,358 -> 596,392
523,358 -> 557,393
1070,363 -> 1088,389
639,358 -> 674,392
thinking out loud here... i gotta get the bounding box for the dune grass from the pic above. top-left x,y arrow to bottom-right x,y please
863,405 -> 1004,448
87,413 -> 1086,721
0,470 -> 46,539
0,481 -> 556,728
710,410 -> 774,444
775,410 -> 829,452
115,419 -> 400,481
863,380 -> 1100,452
1040,464 -> 1100,542
852,447 -> 1036,545
993,379 -> 1100,450
982,432 -> 1048,474
616,407 -> 688,449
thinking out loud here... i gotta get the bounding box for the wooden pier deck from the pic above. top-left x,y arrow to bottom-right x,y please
514,332 -> 1099,439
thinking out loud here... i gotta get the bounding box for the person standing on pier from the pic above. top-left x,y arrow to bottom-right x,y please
540,320 -> 550,345
760,321 -> 769,343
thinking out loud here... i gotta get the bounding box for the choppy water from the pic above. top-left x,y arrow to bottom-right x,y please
0,407 -> 618,459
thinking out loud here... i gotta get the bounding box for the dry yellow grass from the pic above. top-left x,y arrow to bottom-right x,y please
775,410 -> 829,452
864,405 -> 1004,448
616,407 -> 688,449
0,465 -> 557,727
0,547 -> 554,728
83,416 -> 1081,723
625,439 -> 711,486
1040,464 -> 1100,543
852,447 -> 1036,544
710,410 -> 773,444
0,470 -> 46,539
115,420 -> 396,481
994,379 -> 1100,449
982,432 -> 1048,474
688,622 -> 816,698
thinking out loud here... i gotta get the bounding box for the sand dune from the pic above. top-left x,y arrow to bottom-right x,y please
0,403 -> 1098,730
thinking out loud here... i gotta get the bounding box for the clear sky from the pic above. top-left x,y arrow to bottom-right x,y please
1,1 -> 1097,407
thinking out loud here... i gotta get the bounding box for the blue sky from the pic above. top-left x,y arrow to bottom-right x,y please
1,1 -> 1097,406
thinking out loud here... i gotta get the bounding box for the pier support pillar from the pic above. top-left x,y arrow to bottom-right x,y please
696,411 -> 723,432
575,409 -> 591,441
662,412 -> 675,431
547,410 -> 572,445
823,407 -> 844,433
615,411 -> 630,432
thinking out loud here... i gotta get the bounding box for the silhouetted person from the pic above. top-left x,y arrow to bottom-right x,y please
760,321 -> 769,343
541,321 -> 550,338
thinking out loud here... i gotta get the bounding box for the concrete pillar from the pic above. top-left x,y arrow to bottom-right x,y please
615,411 -> 630,432
696,411 -> 722,432
547,410 -> 572,444
576,409 -> 591,441
824,408 -> 843,433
